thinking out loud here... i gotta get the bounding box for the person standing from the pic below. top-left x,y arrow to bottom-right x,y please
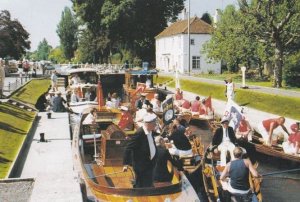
123,113 -> 158,188
50,71 -> 58,91
212,117 -> 237,166
225,78 -> 235,101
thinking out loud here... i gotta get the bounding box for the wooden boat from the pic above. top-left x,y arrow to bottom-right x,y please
201,147 -> 263,202
72,107 -> 200,201
249,132 -> 300,163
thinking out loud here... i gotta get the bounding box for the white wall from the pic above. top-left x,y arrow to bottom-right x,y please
156,34 -> 221,74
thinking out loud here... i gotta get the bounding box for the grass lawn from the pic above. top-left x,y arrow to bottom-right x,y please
0,102 -> 36,178
10,79 -> 51,106
155,76 -> 300,120
197,73 -> 300,92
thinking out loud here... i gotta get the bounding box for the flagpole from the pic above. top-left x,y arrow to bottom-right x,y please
188,0 -> 191,76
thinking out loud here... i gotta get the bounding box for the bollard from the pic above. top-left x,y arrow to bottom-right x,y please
47,112 -> 52,119
40,133 -> 46,142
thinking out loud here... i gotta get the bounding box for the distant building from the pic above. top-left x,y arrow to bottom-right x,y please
155,17 -> 221,74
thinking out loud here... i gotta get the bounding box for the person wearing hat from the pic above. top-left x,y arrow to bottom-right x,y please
118,106 -> 134,130
35,91 -> 48,112
135,93 -> 152,109
123,113 -> 158,188
212,117 -> 237,166
52,91 -> 67,112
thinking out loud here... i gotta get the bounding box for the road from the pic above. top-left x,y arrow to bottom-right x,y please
159,72 -> 300,98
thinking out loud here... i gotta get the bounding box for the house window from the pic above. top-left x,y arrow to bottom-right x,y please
192,56 -> 200,69
190,39 -> 195,45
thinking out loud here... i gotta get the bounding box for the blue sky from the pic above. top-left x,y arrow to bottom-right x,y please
0,0 -> 237,51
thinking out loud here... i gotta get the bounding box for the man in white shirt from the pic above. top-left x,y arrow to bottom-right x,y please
123,113 -> 158,188
212,117 -> 237,166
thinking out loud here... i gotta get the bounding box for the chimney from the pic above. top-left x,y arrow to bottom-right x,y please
182,8 -> 188,20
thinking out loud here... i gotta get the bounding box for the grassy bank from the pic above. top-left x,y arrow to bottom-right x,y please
0,79 -> 50,178
155,76 -> 300,120
10,79 -> 51,106
0,102 -> 36,178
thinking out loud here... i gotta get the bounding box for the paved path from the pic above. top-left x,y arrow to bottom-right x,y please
20,112 -> 83,202
159,73 -> 300,98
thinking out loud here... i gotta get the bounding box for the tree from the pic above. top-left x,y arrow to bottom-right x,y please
203,5 -> 267,73
48,47 -> 67,63
72,0 -> 184,63
201,12 -> 212,25
239,0 -> 300,87
0,10 -> 30,59
36,38 -> 52,60
57,7 -> 78,60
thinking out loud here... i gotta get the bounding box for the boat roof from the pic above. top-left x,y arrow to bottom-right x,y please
69,68 -> 97,74
127,69 -> 158,75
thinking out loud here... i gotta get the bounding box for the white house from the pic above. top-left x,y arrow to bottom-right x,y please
155,17 -> 221,74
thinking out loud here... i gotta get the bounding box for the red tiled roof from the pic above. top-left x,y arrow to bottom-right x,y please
155,17 -> 213,39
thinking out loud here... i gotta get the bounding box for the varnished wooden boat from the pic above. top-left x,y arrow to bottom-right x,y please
201,148 -> 263,202
72,107 -> 200,201
249,132 -> 300,163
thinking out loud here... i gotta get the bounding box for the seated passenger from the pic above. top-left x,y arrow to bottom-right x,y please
82,108 -> 97,125
212,117 -> 237,166
153,136 -> 183,183
167,124 -> 192,157
282,123 -> 300,155
118,106 -> 134,130
70,90 -> 80,103
180,99 -> 191,112
52,92 -> 67,112
235,116 -> 253,142
105,97 -> 114,108
84,89 -> 91,101
174,88 -> 183,100
70,74 -> 80,85
191,96 -> 201,115
151,93 -> 162,113
111,92 -> 121,108
220,147 -> 259,200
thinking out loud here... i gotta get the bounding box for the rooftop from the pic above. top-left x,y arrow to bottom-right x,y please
156,17 -> 213,39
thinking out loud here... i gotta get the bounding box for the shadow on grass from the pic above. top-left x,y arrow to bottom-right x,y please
0,122 -> 27,135
14,88 -> 26,97
240,102 -> 250,106
0,105 -> 33,122
0,155 -> 12,164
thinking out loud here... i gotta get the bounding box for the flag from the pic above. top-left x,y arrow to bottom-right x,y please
97,81 -> 104,110
131,82 -> 146,107
205,96 -> 212,114
162,97 -> 175,125
222,100 -> 243,131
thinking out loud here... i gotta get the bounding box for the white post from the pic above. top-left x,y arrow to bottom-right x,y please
241,66 -> 247,88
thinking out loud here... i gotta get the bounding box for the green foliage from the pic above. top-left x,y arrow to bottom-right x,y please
10,79 -> 51,106
72,0 -> 184,63
35,39 -> 52,60
48,47 -> 68,63
0,102 -> 36,178
284,52 -> 300,87
57,7 -> 78,60
0,10 -> 30,59
201,12 -> 212,25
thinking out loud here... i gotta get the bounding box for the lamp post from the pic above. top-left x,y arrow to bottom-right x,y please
241,66 -> 248,89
